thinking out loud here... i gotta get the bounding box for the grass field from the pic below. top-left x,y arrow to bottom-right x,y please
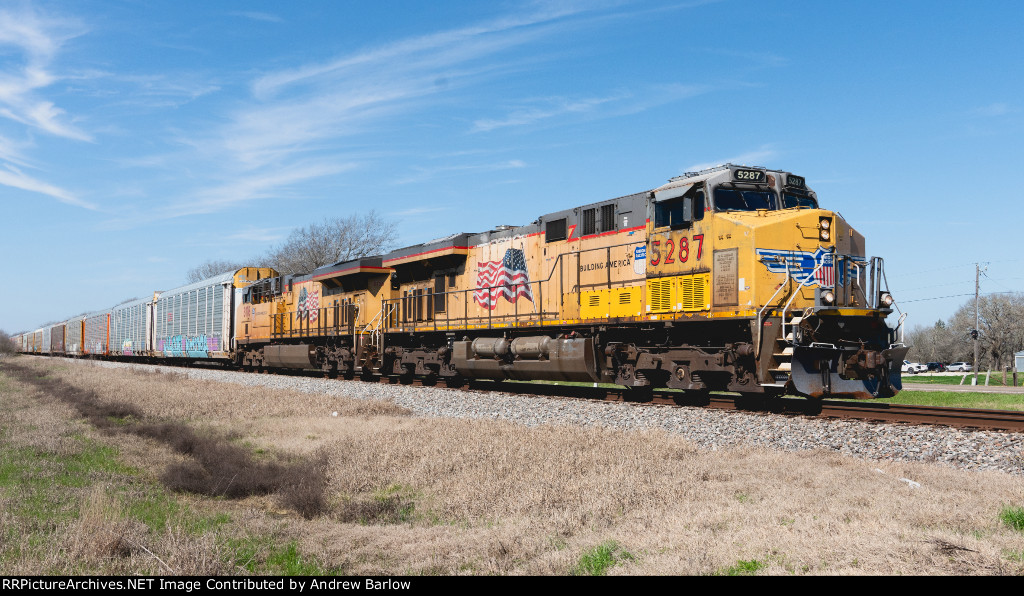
901,373 -> 1021,387
1,355 -> 1023,575
881,390 -> 1024,411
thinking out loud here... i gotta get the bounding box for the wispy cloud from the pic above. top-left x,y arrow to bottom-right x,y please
0,163 -> 93,209
394,159 -> 527,185
0,6 -> 95,208
472,95 -> 623,132
249,6 -> 591,100
115,2 -> 706,226
971,102 -> 1014,117
395,206 -> 449,217
104,160 -> 360,229
0,132 -> 30,167
684,145 -> 780,173
134,3 -> 602,224
472,83 -> 709,132
0,7 -> 90,141
227,11 -> 283,23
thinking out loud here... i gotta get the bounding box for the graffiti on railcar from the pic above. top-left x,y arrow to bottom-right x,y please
158,334 -> 221,357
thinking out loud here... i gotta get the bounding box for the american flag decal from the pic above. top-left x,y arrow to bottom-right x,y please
814,258 -> 835,288
474,248 -> 534,310
297,287 -> 320,321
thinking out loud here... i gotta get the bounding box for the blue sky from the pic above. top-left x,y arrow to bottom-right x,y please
2,0 -> 1022,334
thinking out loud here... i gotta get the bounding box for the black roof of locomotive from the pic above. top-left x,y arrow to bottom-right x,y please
375,186 -> 652,267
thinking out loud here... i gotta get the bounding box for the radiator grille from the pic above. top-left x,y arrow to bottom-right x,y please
648,279 -> 672,312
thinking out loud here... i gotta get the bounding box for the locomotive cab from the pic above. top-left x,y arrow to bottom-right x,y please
648,165 -> 904,398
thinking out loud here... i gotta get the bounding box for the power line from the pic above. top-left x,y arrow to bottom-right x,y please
900,290 -> 1020,304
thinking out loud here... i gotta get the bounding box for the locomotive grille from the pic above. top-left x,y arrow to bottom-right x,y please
649,279 -> 672,312
679,275 -> 708,311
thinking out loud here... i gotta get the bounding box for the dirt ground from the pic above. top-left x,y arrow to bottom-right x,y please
2,356 -> 1023,575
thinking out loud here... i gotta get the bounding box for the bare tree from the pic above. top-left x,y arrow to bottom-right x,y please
186,260 -> 251,283
946,293 -> 1024,370
263,212 -> 397,275
0,330 -> 16,355
907,319 -> 958,364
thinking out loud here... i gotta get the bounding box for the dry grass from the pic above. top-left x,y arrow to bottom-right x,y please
2,356 -> 1024,575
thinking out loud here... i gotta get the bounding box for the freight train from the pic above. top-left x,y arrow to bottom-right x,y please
12,164 -> 908,399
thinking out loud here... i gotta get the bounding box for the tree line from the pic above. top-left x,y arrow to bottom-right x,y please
906,293 -> 1024,371
186,211 -> 397,283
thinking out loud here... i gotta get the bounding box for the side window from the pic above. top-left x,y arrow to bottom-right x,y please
546,218 -> 567,242
654,198 -> 690,229
655,186 -> 703,228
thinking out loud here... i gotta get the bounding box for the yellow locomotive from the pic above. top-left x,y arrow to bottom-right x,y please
235,164 -> 906,399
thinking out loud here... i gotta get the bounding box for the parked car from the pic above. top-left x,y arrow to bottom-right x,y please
926,362 -> 946,372
948,362 -> 973,372
902,360 -> 928,374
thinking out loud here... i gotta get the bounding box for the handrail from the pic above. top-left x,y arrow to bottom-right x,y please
754,250 -> 830,360
780,256 -> 828,341
363,303 -> 392,344
383,239 -> 647,331
754,255 -> 794,360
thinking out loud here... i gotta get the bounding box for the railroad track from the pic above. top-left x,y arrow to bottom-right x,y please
20,356 -> 1024,433
382,376 -> 1024,433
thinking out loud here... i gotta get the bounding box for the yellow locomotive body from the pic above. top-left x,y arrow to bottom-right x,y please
231,164 -> 904,399
235,258 -> 394,377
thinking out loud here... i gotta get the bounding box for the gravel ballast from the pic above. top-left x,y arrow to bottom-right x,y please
73,359 -> 1024,477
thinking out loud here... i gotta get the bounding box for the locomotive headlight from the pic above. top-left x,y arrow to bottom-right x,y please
819,217 -> 832,242
822,290 -> 835,305
880,292 -> 894,307
820,229 -> 830,241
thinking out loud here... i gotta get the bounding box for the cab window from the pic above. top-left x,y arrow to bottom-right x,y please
654,187 -> 704,228
713,188 -> 777,211
654,198 -> 687,229
782,192 -> 818,209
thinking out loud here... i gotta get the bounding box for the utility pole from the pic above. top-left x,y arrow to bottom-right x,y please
973,263 -> 980,385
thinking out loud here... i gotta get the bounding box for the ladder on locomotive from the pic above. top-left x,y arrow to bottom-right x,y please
757,256 -> 831,388
359,303 -> 396,372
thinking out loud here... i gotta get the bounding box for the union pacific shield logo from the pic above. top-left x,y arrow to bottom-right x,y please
755,247 -> 837,287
